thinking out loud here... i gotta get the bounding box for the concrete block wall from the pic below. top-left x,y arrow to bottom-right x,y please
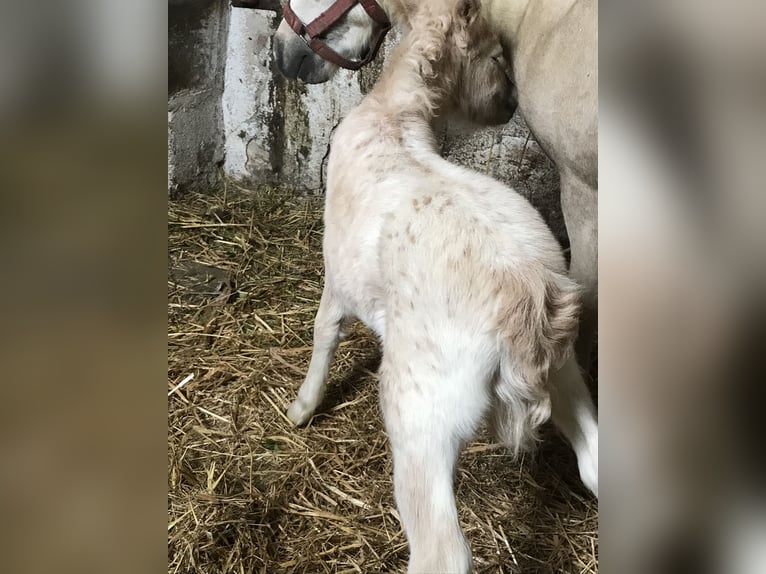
168,0 -> 230,194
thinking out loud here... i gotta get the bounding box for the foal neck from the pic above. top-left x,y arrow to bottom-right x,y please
369,34 -> 450,129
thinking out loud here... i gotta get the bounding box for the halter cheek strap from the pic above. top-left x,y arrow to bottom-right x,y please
283,0 -> 391,71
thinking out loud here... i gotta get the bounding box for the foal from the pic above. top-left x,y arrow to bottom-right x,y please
288,1 -> 593,571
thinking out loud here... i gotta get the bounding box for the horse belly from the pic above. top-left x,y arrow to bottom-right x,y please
512,0 -> 598,187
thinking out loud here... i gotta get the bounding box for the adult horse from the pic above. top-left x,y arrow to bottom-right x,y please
272,0 -> 598,368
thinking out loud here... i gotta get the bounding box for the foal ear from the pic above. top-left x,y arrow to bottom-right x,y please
454,0 -> 481,28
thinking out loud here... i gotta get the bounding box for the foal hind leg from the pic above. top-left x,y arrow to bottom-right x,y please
287,284 -> 347,426
549,355 -> 599,496
380,358 -> 486,573
560,171 -> 598,370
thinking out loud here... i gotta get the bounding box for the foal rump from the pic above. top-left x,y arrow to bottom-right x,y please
491,266 -> 581,454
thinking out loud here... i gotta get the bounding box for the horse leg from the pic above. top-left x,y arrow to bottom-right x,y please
287,284 -> 347,426
380,356 -> 484,574
549,355 -> 599,496
560,171 -> 598,370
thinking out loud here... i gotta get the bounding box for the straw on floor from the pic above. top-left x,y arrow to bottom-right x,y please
167,184 -> 598,574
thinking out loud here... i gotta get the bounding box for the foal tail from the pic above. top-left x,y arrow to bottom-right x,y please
491,266 -> 582,455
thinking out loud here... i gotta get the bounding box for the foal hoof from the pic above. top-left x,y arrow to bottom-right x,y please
287,398 -> 314,426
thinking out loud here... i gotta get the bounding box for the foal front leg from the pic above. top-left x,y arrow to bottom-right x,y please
287,285 -> 347,426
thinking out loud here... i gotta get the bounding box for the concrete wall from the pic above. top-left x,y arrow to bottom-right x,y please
222,5 -> 392,191
169,2 -> 565,243
168,0 -> 230,194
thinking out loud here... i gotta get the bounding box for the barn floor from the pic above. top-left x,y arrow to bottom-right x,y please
167,185 -> 598,574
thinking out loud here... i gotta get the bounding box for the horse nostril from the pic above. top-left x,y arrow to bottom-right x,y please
272,37 -> 309,80
295,53 -> 308,78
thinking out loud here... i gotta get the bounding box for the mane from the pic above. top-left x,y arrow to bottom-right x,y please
371,4 -> 459,120
383,0 -> 426,29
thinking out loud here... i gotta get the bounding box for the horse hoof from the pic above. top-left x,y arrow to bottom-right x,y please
287,398 -> 314,426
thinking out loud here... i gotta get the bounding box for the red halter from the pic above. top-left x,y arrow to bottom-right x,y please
282,0 -> 391,70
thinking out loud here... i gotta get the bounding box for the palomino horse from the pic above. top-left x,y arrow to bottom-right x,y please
273,0 -> 598,369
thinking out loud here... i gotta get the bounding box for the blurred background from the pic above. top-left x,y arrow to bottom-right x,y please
0,0 -> 763,572
600,1 -> 766,572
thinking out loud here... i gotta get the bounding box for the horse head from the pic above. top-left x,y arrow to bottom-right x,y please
273,0 -> 393,83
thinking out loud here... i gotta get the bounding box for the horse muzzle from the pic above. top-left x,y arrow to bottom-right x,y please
482,82 -> 518,126
273,29 -> 336,84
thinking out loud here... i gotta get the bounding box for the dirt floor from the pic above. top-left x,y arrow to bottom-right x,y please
168,185 -> 598,573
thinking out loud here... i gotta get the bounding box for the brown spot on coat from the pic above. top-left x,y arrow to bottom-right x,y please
406,223 -> 416,243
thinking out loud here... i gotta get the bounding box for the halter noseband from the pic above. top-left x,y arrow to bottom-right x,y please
283,0 -> 391,70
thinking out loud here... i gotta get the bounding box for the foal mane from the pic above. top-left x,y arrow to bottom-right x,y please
375,3 -> 467,119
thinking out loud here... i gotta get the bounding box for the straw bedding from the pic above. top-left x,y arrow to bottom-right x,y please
168,184 -> 598,573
